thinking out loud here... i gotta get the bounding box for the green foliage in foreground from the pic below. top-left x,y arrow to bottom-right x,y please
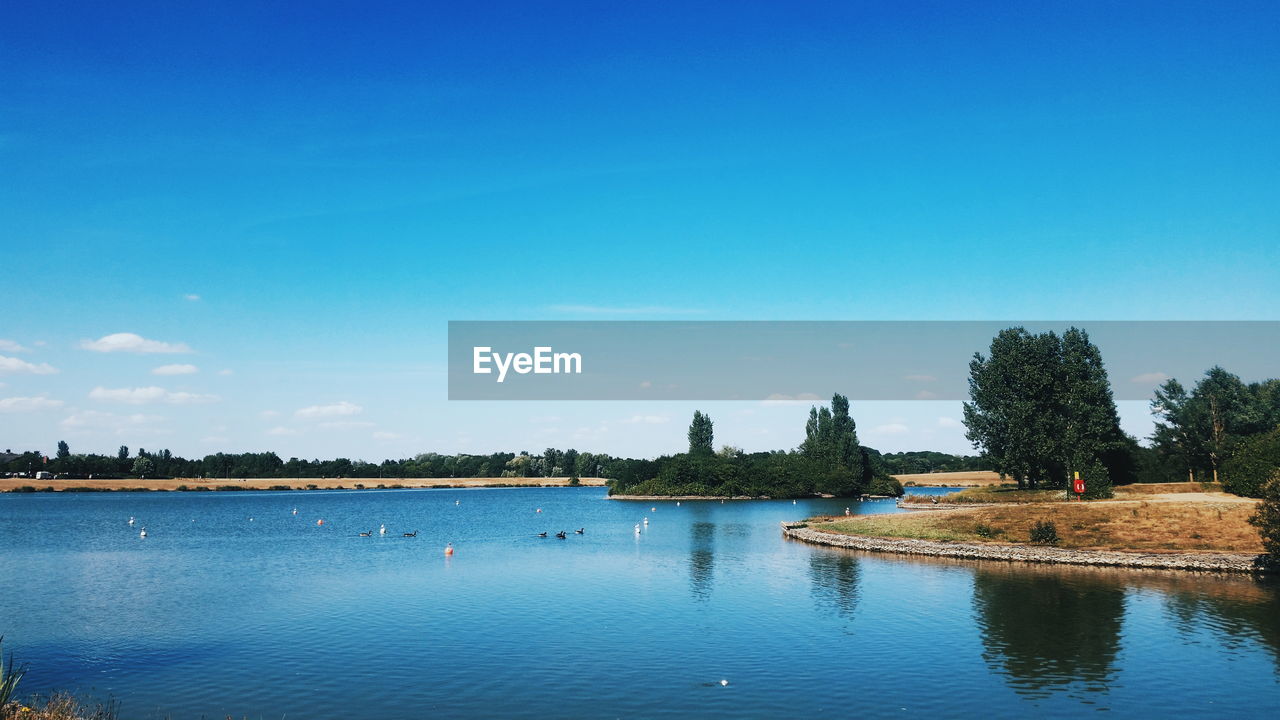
1,637 -> 26,709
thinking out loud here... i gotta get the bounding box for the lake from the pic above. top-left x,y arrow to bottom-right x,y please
2,486 -> 1278,718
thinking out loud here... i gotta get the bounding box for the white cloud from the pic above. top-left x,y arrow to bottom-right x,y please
372,431 -> 404,440
260,410 -> 281,419
639,380 -> 652,389
937,416 -> 964,429
872,422 -> 910,435
0,354 -> 58,375
1130,372 -> 1171,384
60,410 -> 165,434
762,392 -> 822,405
622,414 -> 670,424
0,396 -> 65,412
0,339 -> 30,353
89,386 -> 219,405
184,293 -> 201,301
904,374 -> 937,382
266,426 -> 301,436
80,332 -> 193,354
152,363 -> 199,376
217,369 -> 234,376
914,390 -> 939,399
295,401 -> 363,419
318,420 -> 375,429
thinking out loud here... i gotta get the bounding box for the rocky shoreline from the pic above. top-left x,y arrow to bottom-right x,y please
781,522 -> 1277,574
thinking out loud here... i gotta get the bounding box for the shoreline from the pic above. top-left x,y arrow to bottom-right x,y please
0,476 -> 608,493
609,494 -> 773,501
781,522 -> 1276,574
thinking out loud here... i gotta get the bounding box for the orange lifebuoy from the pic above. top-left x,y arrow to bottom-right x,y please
317,519 -> 324,525
444,544 -> 454,556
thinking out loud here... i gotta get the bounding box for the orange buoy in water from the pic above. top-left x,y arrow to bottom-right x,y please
317,518 -> 324,526
444,543 -> 454,556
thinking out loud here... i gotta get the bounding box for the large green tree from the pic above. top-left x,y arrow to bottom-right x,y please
688,410 -> 714,455
964,327 -> 1126,496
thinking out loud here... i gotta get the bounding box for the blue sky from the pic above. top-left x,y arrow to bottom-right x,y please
2,1 -> 1277,460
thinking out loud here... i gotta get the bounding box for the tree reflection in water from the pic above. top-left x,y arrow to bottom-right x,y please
688,521 -> 715,601
972,565 -> 1125,698
808,550 -> 861,621
1161,575 -> 1280,675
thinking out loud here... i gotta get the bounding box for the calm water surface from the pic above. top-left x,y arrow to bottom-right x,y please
2,487 -> 1278,718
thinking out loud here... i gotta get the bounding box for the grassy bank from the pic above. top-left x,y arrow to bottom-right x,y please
810,496 -> 1262,553
902,481 -> 1227,505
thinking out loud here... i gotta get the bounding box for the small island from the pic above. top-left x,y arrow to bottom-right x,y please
607,397 -> 906,500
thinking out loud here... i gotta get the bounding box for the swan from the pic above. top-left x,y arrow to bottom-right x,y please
128,517 -> 135,526
575,528 -> 584,534
139,527 -> 147,538
379,524 -> 386,536
359,530 -> 372,537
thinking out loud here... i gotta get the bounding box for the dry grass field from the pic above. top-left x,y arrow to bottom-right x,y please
892,471 -> 1005,487
811,493 -> 1263,553
0,476 -> 608,492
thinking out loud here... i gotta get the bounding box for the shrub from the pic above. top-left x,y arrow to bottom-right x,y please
974,522 -> 1001,538
1224,428 -> 1280,498
175,485 -> 189,491
1249,475 -> 1280,558
1029,520 -> 1060,545
868,474 -> 905,497
354,483 -> 365,489
12,486 -> 36,493
306,484 -> 318,490
268,485 -> 291,491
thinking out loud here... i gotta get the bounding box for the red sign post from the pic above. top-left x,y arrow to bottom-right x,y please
1073,471 -> 1085,499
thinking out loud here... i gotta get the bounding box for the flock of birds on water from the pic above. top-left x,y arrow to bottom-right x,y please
122,499 -> 686,549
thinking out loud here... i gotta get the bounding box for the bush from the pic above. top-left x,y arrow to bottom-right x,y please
1249,475 -> 1280,558
1224,427 -> 1280,498
1029,520 -> 1060,545
175,485 -> 189,491
974,522 -> 1002,538
268,485 -> 291,491
868,474 -> 904,497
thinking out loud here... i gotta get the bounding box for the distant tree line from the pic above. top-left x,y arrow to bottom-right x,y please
5,443 -> 633,482
610,394 -> 904,498
878,451 -> 993,475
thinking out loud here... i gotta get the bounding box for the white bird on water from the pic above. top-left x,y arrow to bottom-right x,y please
292,508 -> 298,515
634,523 -> 641,534
379,524 -> 387,536
643,517 -> 649,525
128,517 -> 135,526
139,527 -> 147,538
